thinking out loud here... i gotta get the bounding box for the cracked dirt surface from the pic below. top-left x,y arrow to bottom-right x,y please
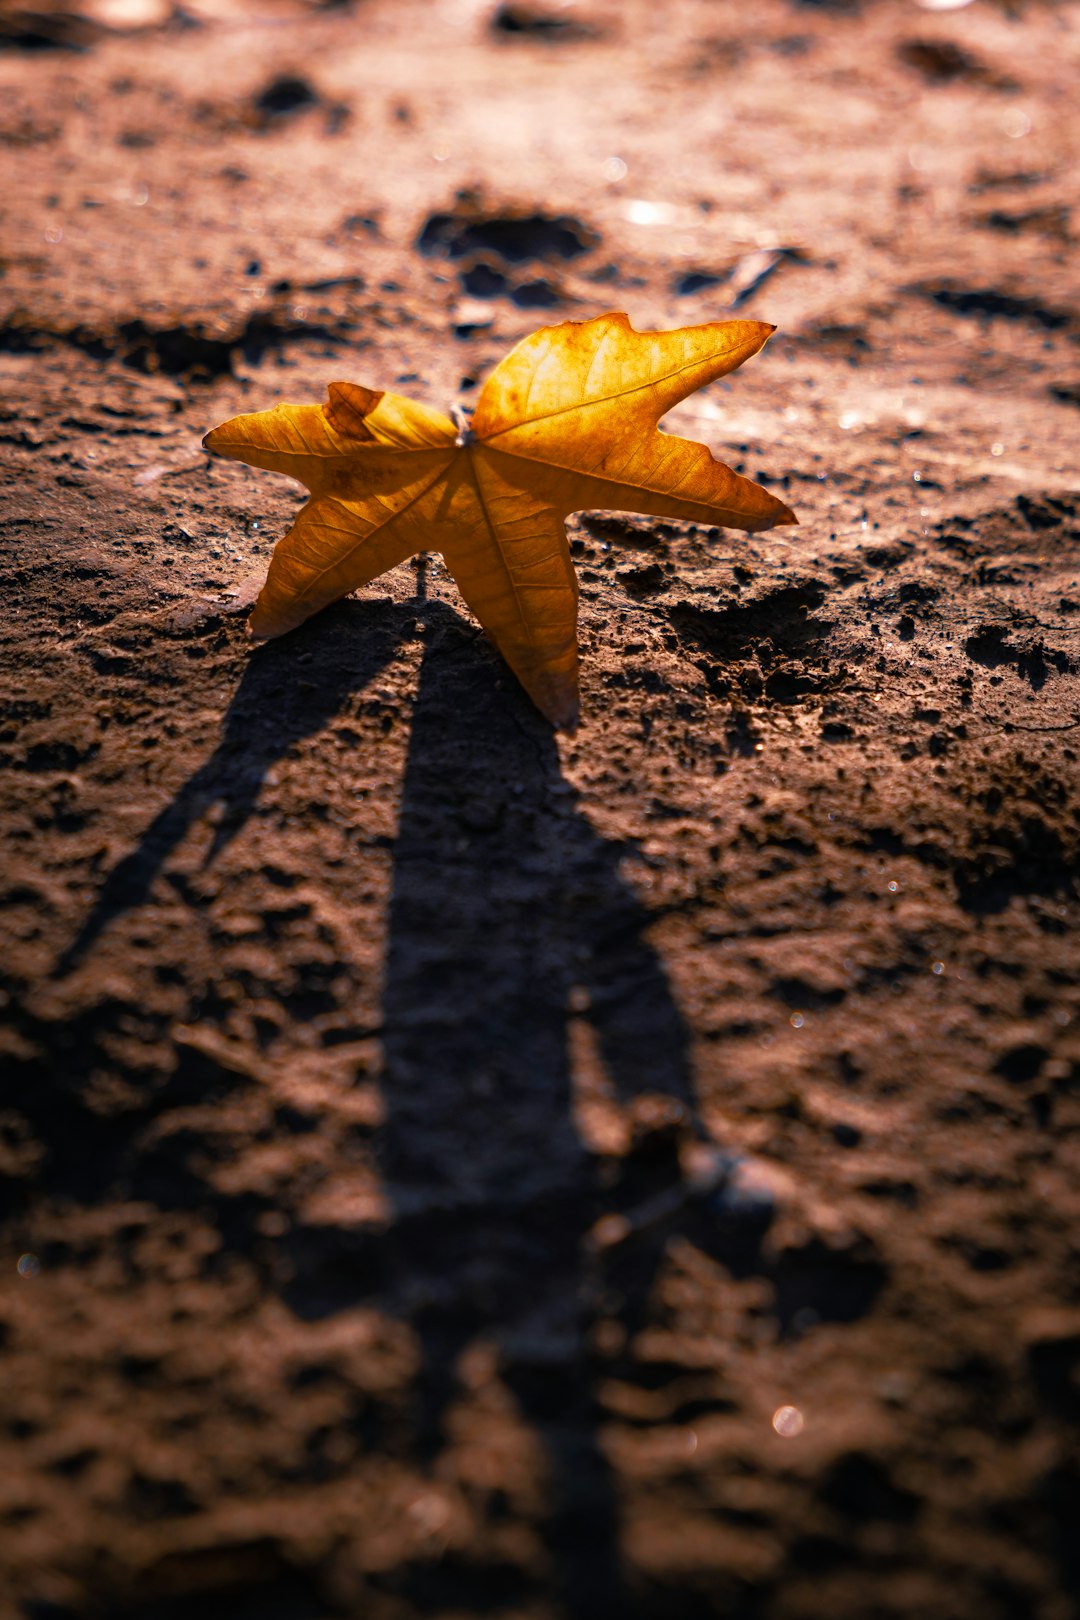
2,1 -> 1080,1616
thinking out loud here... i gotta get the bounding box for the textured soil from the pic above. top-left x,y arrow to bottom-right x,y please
2,1 -> 1080,1617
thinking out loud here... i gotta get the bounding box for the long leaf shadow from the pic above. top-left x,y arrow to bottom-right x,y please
57,605 -> 404,974
53,591 -> 717,1614
363,607 -> 700,1617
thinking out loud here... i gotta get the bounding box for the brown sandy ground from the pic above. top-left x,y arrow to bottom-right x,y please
1,1 -> 1079,1616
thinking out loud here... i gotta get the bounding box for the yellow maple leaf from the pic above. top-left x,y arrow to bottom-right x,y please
203,312 -> 796,731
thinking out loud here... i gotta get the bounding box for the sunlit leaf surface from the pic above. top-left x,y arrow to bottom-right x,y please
204,313 -> 797,730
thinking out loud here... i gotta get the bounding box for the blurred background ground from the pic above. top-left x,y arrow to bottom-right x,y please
1,0 -> 1079,1616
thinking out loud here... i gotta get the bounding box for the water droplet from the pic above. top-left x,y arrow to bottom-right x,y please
887,880 -> 900,893
602,155 -> 627,182
912,471 -> 922,483
789,1012 -> 805,1030
591,1213 -> 631,1250
44,225 -> 63,245
1003,109 -> 1032,139
407,1490 -> 451,1533
990,442 -> 1004,457
931,960 -> 945,975
625,199 -> 672,226
17,1253 -> 39,1279
772,1404 -> 804,1437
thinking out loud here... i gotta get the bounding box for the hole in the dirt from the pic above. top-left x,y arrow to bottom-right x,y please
963,623 -> 1071,691
764,666 -> 823,702
667,583 -> 832,663
1016,492 -> 1074,530
954,816 -> 1074,916
33,308 -> 347,379
616,563 -> 666,596
897,38 -> 986,84
341,212 -> 381,238
981,204 -> 1071,239
822,1453 -> 920,1524
790,0 -> 862,13
109,1544 -> 327,1620
511,278 -> 561,308
460,261 -> 509,298
490,2 -> 602,39
417,207 -> 598,264
118,319 -> 240,378
725,711 -> 761,757
674,269 -> 729,296
253,74 -> 319,122
377,1553 -> 542,1613
773,1234 -> 888,1330
773,974 -> 844,1010
993,1041 -> 1048,1085
0,12 -> 99,50
919,283 -> 1072,332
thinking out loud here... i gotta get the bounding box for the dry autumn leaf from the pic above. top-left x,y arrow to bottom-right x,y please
203,312 -> 797,730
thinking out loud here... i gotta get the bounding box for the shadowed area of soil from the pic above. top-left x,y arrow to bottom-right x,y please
1,1 -> 1079,1617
